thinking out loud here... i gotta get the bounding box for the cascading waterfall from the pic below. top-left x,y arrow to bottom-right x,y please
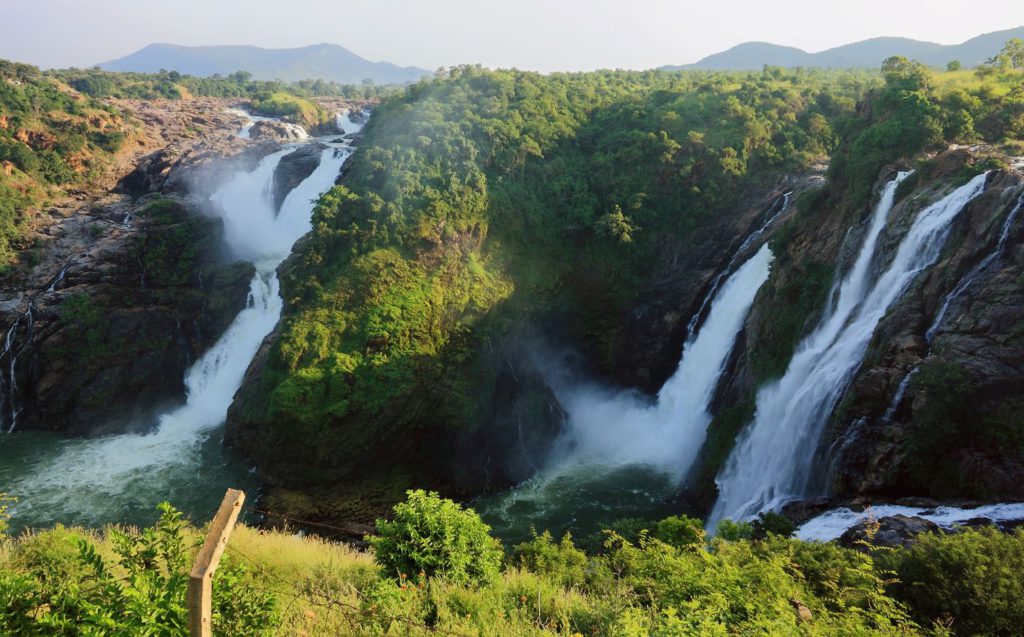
560,243 -> 774,475
686,193 -> 790,340
881,189 -> 1024,421
0,304 -> 33,433
336,109 -> 366,136
926,189 -> 1024,344
477,236 -> 775,542
710,171 -> 990,525
5,140 -> 351,526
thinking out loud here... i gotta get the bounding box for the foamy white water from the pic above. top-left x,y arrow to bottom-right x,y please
476,242 -> 775,542
559,243 -> 774,475
336,109 -> 366,136
796,502 -> 1024,541
8,139 -> 351,526
711,172 -> 989,525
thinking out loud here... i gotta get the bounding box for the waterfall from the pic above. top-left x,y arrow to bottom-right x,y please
686,193 -> 790,340
0,304 -> 33,433
336,109 -> 366,136
926,189 -> 1024,344
46,266 -> 68,292
560,243 -> 774,475
710,171 -> 990,525
5,142 -> 351,525
476,240 -> 775,541
882,189 -> 1023,421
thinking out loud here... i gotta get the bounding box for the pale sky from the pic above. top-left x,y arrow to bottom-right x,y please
2,0 -> 1023,72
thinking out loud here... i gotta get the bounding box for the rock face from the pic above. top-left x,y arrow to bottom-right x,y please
826,159 -> 1024,500
597,174 -> 822,394
0,196 -> 254,435
249,120 -> 309,143
839,514 -> 940,549
271,143 -> 327,212
0,99 -> 283,435
120,138 -> 278,198
693,148 -> 1024,508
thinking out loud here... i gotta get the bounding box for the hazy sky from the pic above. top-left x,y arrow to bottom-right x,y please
3,0 -> 1024,72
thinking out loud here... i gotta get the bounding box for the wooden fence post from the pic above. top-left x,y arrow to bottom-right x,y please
188,488 -> 245,637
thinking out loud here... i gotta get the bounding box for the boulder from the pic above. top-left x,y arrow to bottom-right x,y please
249,120 -> 309,143
272,143 -> 327,213
838,514 -> 940,549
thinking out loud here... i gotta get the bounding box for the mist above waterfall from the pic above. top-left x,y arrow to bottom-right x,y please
476,241 -> 775,541
553,243 -> 774,477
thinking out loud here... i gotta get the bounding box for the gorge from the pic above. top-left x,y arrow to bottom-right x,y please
2,57 -> 1024,550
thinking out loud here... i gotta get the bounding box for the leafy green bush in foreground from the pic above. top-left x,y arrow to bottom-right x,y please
4,491 -> 1024,635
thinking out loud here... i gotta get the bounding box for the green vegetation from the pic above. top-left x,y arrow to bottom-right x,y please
901,360 -> 1024,496
831,54 -> 1024,207
882,526 -> 1024,635
249,91 -> 333,128
368,490 -> 504,585
137,198 -> 215,287
0,59 -> 130,267
236,63 -> 879,491
47,67 -> 396,101
0,504 -> 275,635
6,492 -> 1024,635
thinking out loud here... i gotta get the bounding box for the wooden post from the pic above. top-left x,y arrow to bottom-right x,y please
188,488 -> 245,637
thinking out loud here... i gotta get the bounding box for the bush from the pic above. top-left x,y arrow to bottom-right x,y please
653,514 -> 706,547
715,519 -> 754,541
513,530 -> 588,588
369,490 -> 504,585
0,503 -> 277,635
885,527 -> 1024,636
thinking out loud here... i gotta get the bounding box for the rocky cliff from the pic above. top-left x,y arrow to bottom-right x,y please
0,98 -> 311,435
693,148 -> 1024,510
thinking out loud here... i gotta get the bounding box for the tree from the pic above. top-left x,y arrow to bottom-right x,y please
987,37 -> 1024,70
881,56 -> 929,91
946,60 -> 962,72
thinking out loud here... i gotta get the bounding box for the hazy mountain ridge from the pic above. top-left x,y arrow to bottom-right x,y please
98,43 -> 431,84
662,27 -> 1024,70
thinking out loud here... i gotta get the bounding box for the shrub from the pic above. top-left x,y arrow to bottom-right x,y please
0,493 -> 11,536
751,511 -> 796,538
369,490 -> 504,585
885,527 -> 1024,636
715,519 -> 754,541
653,514 -> 706,548
0,503 -> 277,635
513,530 -> 588,587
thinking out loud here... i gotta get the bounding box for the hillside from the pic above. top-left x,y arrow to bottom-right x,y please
662,26 -> 1024,70
98,42 -> 432,85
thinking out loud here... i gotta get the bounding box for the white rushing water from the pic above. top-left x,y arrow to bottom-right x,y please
882,189 -> 1024,422
476,241 -> 775,542
560,243 -> 774,476
686,193 -> 790,340
796,502 -> 1024,541
7,140 -> 350,525
336,109 -> 366,136
711,171 -> 990,525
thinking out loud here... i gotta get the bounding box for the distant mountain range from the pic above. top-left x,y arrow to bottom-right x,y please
98,43 -> 432,85
661,27 -> 1024,71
